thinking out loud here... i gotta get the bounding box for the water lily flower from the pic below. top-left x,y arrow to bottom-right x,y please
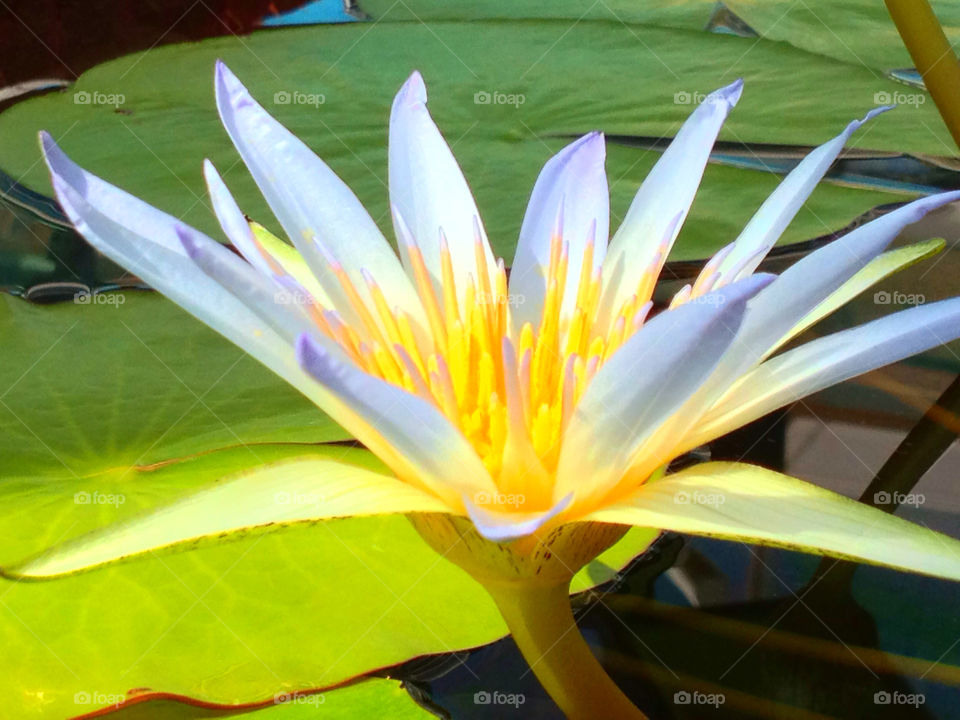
21,62 -> 960,718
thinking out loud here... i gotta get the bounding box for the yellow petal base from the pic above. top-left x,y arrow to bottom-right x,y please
409,514 -> 629,587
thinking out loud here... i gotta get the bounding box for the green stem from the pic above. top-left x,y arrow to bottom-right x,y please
484,580 -> 648,720
885,0 -> 960,149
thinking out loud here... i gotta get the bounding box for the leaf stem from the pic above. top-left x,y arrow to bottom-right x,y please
885,0 -> 960,149
484,580 -> 648,719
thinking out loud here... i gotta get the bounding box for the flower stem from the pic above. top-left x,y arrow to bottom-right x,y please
885,0 -> 960,149
484,580 -> 648,719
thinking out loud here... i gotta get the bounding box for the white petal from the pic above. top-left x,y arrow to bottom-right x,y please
175,225 -> 323,345
213,61 -> 426,334
633,193 -> 960,475
41,133 -> 322,403
690,295 -> 960,446
43,134 -> 443,487
509,132 -> 608,327
555,273 -> 773,509
203,159 -> 333,307
296,334 -> 497,507
716,107 -> 890,282
465,493 -> 573,542
708,191 -> 960,386
389,71 -> 498,303
204,159 -> 274,278
599,80 -> 743,324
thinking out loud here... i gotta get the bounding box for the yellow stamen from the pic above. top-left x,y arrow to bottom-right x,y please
406,240 -> 448,349
362,269 -> 405,348
292,203 -> 680,493
439,231 -> 461,329
396,309 -> 428,378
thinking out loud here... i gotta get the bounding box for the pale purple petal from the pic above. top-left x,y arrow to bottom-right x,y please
716,106 -> 891,282
176,225 -> 322,345
389,71 -> 497,301
214,61 -> 427,333
716,190 -> 960,380
465,493 -> 573,542
41,133 -> 322,400
555,272 -> 774,508
296,333 -> 497,506
203,159 -> 276,278
509,132 -> 609,328
693,295 -> 960,445
599,80 -> 743,324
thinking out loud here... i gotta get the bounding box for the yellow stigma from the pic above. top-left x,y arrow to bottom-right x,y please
293,228 -> 664,507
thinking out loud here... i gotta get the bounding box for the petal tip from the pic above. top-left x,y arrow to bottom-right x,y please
214,60 -> 252,111
214,59 -> 234,84
397,70 -> 427,107
295,332 -> 333,378
578,130 -> 606,160
39,131 -> 67,170
864,104 -> 893,122
175,225 -> 201,259
714,77 -> 744,107
201,158 -> 222,188
294,331 -> 311,355
466,493 -> 573,542
846,104 -> 892,135
913,189 -> 960,220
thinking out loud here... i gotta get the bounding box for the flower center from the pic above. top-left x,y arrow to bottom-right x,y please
265,220 -> 712,500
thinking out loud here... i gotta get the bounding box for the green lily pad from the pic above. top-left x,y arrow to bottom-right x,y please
723,0 -> 960,72
0,444 -> 655,719
0,292 -> 658,718
358,0 -> 960,74
0,292 -> 349,474
358,0 -> 720,29
0,17 -> 933,265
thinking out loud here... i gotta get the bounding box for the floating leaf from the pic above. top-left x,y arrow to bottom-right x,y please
0,17 -> 933,264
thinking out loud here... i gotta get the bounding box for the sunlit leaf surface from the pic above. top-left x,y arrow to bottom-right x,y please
0,294 -> 657,717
